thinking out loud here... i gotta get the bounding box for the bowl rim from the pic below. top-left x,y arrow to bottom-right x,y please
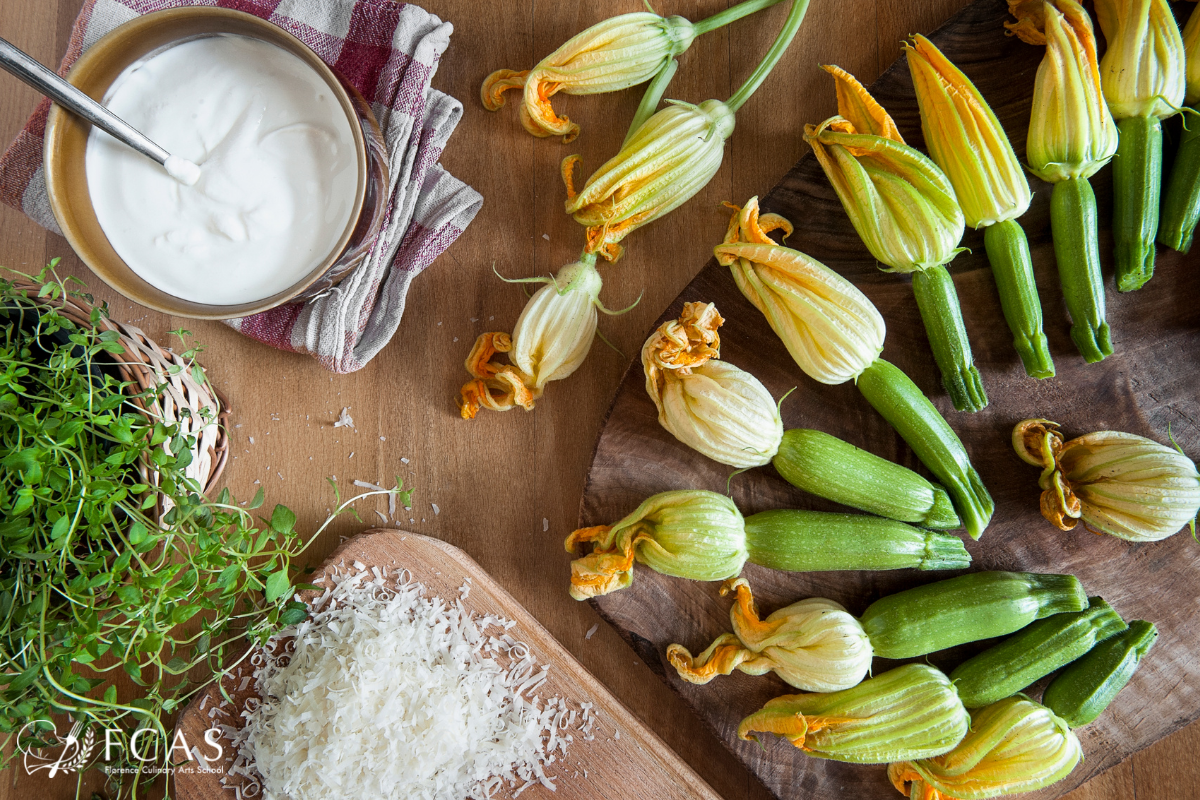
43,6 -> 370,320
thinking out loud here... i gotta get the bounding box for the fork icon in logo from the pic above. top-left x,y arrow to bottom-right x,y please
19,720 -> 97,777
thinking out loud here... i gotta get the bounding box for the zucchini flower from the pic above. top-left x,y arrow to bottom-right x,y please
565,491 -> 969,599
1008,0 -> 1117,364
643,301 -> 783,468
459,255 -> 628,418
560,0 -> 814,261
666,577 -> 871,692
714,199 -> 994,540
714,197 -> 885,385
1159,3 -> 1200,253
738,663 -> 970,764
482,13 -> 696,143
906,34 -> 1053,380
1094,0 -> 1186,291
480,0 -> 782,142
804,66 -> 986,413
1013,418 -> 1200,541
565,490 -> 747,601
888,697 -> 1082,800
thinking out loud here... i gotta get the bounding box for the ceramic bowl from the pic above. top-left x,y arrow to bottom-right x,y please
43,7 -> 389,320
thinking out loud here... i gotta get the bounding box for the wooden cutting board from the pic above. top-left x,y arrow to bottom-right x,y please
578,1 -> 1200,798
172,529 -> 721,800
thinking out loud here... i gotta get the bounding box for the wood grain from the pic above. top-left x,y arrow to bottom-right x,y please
173,530 -> 720,800
0,0 -> 1193,798
579,1 -> 1200,799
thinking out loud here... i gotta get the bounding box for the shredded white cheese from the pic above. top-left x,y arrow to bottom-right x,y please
232,569 -> 579,800
333,407 -> 354,429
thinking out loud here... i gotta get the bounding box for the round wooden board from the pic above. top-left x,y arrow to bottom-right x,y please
579,1 -> 1200,798
172,529 -> 721,800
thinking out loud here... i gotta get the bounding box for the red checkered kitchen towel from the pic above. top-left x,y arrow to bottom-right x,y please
0,0 -> 482,373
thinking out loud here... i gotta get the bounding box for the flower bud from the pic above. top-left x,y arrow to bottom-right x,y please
643,301 -> 783,468
564,490 -> 746,600
1013,418 -> 1200,541
482,13 -> 696,142
738,663 -> 970,764
1011,0 -> 1118,182
804,67 -> 964,273
1183,2 -> 1200,106
667,577 -> 871,692
563,99 -> 735,261
888,697 -> 1082,800
1094,0 -> 1186,120
459,256 -> 603,418
714,198 -> 885,384
905,34 -> 1032,228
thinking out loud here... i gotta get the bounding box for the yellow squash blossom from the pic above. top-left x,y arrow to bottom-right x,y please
481,13 -> 695,142
1013,418 -> 1200,541
642,301 -> 783,469
713,197 -> 885,385
1094,0 -> 1185,121
1009,0 -> 1118,182
889,697 -> 1082,800
562,99 -> 735,261
667,577 -> 871,692
459,255 -> 617,418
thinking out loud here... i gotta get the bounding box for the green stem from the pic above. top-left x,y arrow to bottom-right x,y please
1113,114 -> 1162,291
743,510 -> 970,572
1158,105 -> 1200,253
855,357 -> 994,540
624,59 -> 678,146
726,0 -> 812,112
982,219 -> 1054,378
692,0 -> 785,36
911,265 -> 988,413
1051,178 -> 1112,363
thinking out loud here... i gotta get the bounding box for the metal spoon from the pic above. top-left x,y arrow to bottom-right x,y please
0,35 -> 200,185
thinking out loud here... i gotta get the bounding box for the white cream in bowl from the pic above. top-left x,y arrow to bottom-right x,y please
85,34 -> 358,306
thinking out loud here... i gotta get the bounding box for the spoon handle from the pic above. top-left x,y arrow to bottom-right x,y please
0,36 -> 169,165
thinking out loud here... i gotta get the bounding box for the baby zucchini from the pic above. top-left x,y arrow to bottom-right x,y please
949,596 -> 1127,708
1042,620 -> 1158,728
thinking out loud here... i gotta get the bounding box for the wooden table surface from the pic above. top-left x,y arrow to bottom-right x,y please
1,1 -> 1195,798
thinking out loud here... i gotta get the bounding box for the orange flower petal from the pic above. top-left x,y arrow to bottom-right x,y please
820,64 -> 904,143
481,69 -> 530,111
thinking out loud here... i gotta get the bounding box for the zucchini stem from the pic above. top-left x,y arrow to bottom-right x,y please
1050,178 -> 1112,363
855,358 -> 994,540
911,265 -> 988,412
1113,115 -> 1162,292
982,219 -> 1054,378
1159,105 -> 1200,253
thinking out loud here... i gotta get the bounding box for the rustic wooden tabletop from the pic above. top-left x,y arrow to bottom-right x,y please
1,1 -> 1195,798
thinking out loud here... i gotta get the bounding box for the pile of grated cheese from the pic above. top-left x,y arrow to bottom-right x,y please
230,567 -> 583,800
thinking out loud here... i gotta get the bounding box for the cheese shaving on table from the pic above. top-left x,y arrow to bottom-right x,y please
231,569 -> 580,800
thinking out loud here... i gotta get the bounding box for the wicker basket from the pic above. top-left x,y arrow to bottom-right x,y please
11,281 -> 229,493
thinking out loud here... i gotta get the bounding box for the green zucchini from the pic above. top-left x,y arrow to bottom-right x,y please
771,428 -> 961,529
743,510 -> 969,572
1042,620 -> 1158,728
859,571 -> 1088,660
949,596 -> 1127,708
982,219 -> 1055,378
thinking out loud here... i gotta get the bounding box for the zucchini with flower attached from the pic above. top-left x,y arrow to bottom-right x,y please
564,490 -> 970,600
1160,3 -> 1200,252
1013,418 -> 1200,541
642,301 -> 959,529
804,65 -> 986,411
738,663 -> 970,764
715,199 -> 994,539
1043,619 -> 1158,728
888,696 -> 1082,800
859,571 -> 1088,660
949,596 -> 1127,708
905,34 -> 1053,378
667,577 -> 872,692
1095,0 -> 1185,290
1007,0 -> 1118,362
